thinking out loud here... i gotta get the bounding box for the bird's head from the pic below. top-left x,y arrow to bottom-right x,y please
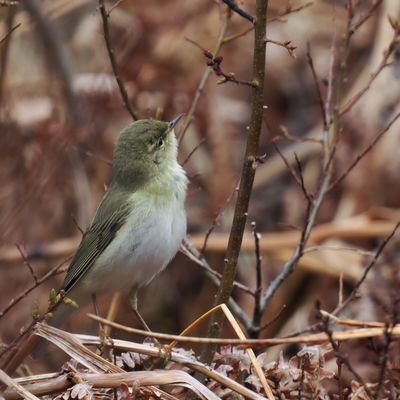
112,117 -> 183,189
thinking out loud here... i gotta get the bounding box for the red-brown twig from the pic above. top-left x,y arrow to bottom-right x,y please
185,37 -> 256,88
265,38 -> 296,58
268,1 -> 313,23
350,0 -> 384,34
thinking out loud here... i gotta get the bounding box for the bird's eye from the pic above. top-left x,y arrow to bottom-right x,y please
157,137 -> 164,148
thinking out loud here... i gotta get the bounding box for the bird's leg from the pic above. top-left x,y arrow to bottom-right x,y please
129,287 -> 169,364
129,287 -> 153,333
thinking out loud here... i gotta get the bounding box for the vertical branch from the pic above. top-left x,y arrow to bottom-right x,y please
250,221 -> 263,338
0,9 -> 17,107
98,0 -> 139,121
329,0 -> 354,148
201,0 -> 268,364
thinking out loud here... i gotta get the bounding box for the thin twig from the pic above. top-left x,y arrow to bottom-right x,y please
333,221 -> 400,316
265,38 -> 296,58
351,0 -> 384,34
181,237 -> 254,331
374,322 -> 395,399
271,139 -> 303,195
181,239 -> 255,297
0,12 -> 18,106
294,153 -> 312,202
318,308 -> 370,395
259,304 -> 286,332
250,221 -> 263,338
268,1 -> 313,23
329,112 -> 400,190
98,0 -> 138,121
201,181 -> 238,254
181,138 -> 206,166
15,244 -> 38,284
185,37 -> 256,88
339,29 -> 397,117
222,1 -> 313,44
306,42 -> 328,131
220,0 -> 254,23
0,22 -> 20,47
107,0 -> 126,15
0,257 -> 70,319
178,11 -> 230,143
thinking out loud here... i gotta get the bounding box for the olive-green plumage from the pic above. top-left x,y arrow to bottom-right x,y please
50,118 -> 188,330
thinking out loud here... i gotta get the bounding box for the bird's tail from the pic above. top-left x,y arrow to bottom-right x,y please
32,296 -> 82,358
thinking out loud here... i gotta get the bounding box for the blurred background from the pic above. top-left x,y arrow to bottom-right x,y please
1,0 -> 400,376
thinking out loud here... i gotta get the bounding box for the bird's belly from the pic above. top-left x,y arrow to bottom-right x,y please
83,201 -> 186,294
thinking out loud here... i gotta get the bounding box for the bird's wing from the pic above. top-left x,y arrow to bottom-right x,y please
62,188 -> 131,293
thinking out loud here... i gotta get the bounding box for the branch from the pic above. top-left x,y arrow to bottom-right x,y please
0,22 -> 20,47
98,0 -> 139,121
318,307 -> 370,395
249,221 -> 263,338
0,9 -> 16,107
351,0 -> 384,34
0,258 -> 69,319
332,221 -> 400,316
178,11 -> 230,143
339,29 -> 397,117
329,112 -> 400,191
200,0 -> 268,364
220,0 -> 254,23
185,37 -> 256,88
265,38 -> 296,58
306,42 -> 328,131
181,237 -> 253,332
268,1 -> 313,23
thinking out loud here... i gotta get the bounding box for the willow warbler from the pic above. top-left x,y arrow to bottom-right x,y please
50,117 -> 187,328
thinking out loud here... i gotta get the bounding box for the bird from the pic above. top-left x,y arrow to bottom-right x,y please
46,116 -> 187,332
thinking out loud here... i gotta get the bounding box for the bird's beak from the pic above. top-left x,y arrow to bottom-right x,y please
168,114 -> 184,130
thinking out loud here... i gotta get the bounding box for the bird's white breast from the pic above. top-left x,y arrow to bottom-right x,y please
84,162 -> 187,294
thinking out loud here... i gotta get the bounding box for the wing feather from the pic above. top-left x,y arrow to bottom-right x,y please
62,188 -> 131,292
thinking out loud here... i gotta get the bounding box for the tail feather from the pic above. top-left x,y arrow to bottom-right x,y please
32,300 -> 80,358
